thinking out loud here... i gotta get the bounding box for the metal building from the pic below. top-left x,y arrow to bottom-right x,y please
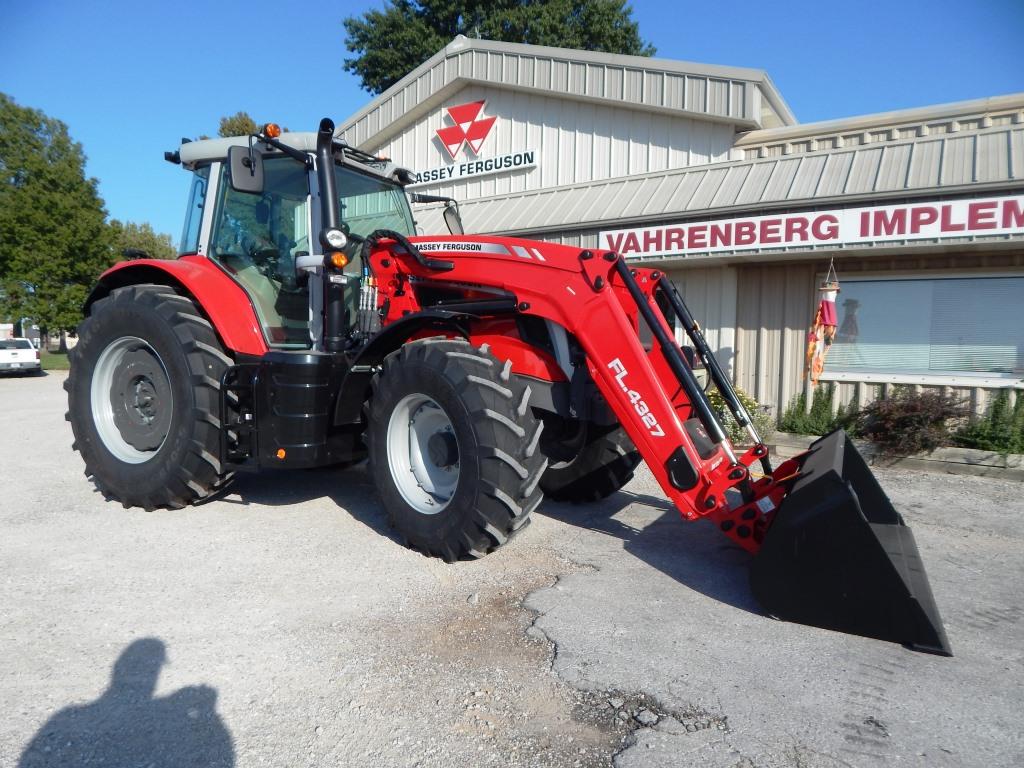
338,36 -> 1024,418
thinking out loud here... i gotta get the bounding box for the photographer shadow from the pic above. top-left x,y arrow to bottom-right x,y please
18,638 -> 234,768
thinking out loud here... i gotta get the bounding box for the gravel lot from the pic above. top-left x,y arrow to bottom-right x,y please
2,371 -> 1022,767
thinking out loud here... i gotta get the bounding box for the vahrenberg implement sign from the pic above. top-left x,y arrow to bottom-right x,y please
408,150 -> 537,187
599,194 -> 1024,259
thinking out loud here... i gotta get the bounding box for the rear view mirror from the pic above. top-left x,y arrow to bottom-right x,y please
443,203 -> 464,235
228,145 -> 264,194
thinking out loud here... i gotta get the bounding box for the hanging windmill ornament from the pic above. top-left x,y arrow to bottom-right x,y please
805,261 -> 840,386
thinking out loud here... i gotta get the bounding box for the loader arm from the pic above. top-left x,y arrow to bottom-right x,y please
369,234 -> 952,656
370,235 -> 772,553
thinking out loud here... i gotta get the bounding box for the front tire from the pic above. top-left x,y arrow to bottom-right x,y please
66,285 -> 232,510
367,338 -> 547,561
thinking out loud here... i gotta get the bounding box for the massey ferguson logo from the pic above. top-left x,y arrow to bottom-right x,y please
608,359 -> 665,437
436,100 -> 496,159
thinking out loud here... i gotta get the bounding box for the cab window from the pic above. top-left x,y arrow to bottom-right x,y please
335,164 -> 414,238
179,166 -> 210,255
210,157 -> 311,347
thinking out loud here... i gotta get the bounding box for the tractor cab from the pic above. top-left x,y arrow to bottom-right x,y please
174,126 -> 420,350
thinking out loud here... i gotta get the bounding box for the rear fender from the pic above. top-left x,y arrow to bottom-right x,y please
86,256 -> 268,356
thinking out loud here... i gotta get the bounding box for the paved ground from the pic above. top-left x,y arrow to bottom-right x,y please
1,371 -> 1021,768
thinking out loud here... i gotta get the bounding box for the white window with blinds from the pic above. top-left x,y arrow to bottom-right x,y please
827,275 -> 1024,377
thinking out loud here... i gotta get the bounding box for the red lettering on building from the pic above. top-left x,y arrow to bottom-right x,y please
909,206 -> 938,233
1002,199 -> 1024,228
710,223 -> 731,247
605,233 -> 625,252
785,217 -> 810,242
664,228 -> 685,250
967,201 -> 998,230
688,225 -> 707,249
812,215 -> 839,240
642,230 -> 663,252
735,221 -> 756,245
873,209 -> 907,237
760,218 -> 782,244
622,232 -> 641,254
940,205 -> 965,232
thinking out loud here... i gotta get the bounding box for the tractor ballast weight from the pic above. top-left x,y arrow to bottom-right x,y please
68,121 -> 951,656
752,430 -> 951,655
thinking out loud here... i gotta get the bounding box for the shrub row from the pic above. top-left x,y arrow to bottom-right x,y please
777,384 -> 1024,456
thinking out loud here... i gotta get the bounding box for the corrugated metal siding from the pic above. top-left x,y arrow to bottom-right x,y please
446,122 -> 1024,238
373,83 -> 735,203
663,266 -> 738,376
735,262 -> 815,415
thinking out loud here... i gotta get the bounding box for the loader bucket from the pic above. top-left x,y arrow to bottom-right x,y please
750,430 -> 952,655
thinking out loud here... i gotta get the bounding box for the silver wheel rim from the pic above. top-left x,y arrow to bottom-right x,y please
386,393 -> 460,514
90,336 -> 172,464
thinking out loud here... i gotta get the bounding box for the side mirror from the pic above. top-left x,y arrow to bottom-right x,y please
443,203 -> 464,235
228,145 -> 264,194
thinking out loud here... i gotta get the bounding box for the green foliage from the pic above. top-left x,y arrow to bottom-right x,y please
856,386 -> 967,457
954,391 -> 1024,454
706,386 -> 776,445
343,0 -> 656,95
218,111 -> 259,138
213,112 -> 289,139
109,219 -> 176,261
777,384 -> 859,436
41,349 -> 71,370
0,92 -> 113,334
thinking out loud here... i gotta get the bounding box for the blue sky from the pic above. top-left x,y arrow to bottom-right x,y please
2,0 -> 1023,242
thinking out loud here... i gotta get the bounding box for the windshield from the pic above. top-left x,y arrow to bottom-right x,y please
335,164 -> 414,238
0,339 -> 33,350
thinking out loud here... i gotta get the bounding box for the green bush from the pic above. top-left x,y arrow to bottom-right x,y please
706,386 -> 776,445
954,391 -> 1024,454
856,386 -> 967,456
777,384 -> 858,436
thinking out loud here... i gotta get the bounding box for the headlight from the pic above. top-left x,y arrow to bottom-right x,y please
322,228 -> 348,249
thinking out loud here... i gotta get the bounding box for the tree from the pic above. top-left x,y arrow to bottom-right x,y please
109,219 -> 176,261
0,93 -> 112,343
208,112 -> 288,140
218,111 -> 259,138
343,0 -> 655,95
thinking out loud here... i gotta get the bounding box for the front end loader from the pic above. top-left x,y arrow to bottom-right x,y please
66,119 -> 950,655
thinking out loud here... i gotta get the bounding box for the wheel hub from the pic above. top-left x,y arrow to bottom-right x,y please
91,337 -> 173,463
387,394 -> 461,514
110,347 -> 172,451
427,430 -> 459,468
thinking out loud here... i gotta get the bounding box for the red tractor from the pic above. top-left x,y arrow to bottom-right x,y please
67,120 -> 950,655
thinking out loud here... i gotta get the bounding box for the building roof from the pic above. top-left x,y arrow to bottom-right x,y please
448,104 -> 1024,237
734,93 -> 1024,159
336,36 -> 796,150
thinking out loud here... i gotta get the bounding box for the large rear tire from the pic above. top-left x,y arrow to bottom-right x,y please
539,424 -> 641,503
367,338 -> 547,561
66,285 -> 232,510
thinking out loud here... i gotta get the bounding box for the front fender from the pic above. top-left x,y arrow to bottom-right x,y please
87,256 -> 268,356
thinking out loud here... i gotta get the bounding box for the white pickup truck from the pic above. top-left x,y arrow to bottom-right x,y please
0,338 -> 41,375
